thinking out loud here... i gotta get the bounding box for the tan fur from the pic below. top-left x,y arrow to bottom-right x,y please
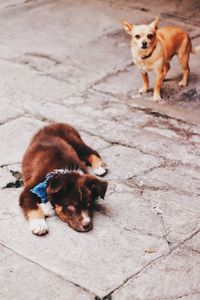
87,154 -> 103,169
55,205 -> 66,222
27,205 -> 45,220
122,17 -> 200,102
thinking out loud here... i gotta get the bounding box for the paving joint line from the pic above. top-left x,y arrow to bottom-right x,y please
0,241 -> 97,299
104,227 -> 200,298
79,128 -> 200,167
0,114 -> 25,126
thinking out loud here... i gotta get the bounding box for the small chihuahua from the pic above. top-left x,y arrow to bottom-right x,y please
122,17 -> 200,102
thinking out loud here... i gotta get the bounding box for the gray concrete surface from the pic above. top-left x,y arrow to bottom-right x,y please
0,1 -> 200,299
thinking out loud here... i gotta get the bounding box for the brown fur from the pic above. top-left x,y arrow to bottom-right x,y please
20,122 -> 108,234
122,17 -> 200,102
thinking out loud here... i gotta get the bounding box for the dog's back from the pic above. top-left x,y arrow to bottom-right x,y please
22,123 -> 87,187
157,26 -> 191,61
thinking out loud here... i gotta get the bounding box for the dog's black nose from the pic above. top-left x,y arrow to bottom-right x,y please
142,41 -> 147,48
82,223 -> 92,231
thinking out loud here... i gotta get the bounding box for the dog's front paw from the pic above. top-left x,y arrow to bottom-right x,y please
153,94 -> 162,102
29,219 -> 48,235
178,80 -> 187,87
40,202 -> 55,217
139,86 -> 148,94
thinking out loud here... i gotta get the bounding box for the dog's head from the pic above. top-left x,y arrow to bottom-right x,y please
46,172 -> 108,232
122,16 -> 159,50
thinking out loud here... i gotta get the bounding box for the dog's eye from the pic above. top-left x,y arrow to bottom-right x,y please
135,34 -> 140,39
67,205 -> 76,212
147,33 -> 153,39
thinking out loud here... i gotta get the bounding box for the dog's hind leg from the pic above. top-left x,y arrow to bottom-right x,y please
163,63 -> 170,79
178,53 -> 190,87
86,154 -> 107,176
72,140 -> 107,176
178,38 -> 191,87
59,124 -> 107,176
20,188 -> 48,235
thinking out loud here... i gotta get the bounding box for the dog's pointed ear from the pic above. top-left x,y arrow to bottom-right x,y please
121,19 -> 134,35
85,176 -> 108,199
46,177 -> 65,194
150,16 -> 159,30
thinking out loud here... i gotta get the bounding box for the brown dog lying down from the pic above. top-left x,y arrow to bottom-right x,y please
20,122 -> 108,235
122,16 -> 200,102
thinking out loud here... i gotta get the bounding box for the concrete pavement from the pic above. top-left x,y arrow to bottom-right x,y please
0,1 -> 200,299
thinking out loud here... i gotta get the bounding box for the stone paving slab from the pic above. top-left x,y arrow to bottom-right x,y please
80,131 -> 110,151
0,60 -> 78,101
0,188 -> 169,297
105,189 -> 165,238
2,92 -> 108,134
0,117 -> 44,165
0,168 -> 16,189
0,189 -> 20,221
121,130 -> 200,166
184,231 -> 200,252
100,145 -> 163,180
0,103 -> 23,125
112,248 -> 200,300
135,164 -> 200,195
141,190 -> 200,245
0,245 -> 94,300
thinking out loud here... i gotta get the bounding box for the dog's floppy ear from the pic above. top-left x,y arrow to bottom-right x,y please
150,16 -> 159,30
121,19 -> 134,35
91,179 -> 108,199
86,176 -> 108,199
46,177 -> 65,194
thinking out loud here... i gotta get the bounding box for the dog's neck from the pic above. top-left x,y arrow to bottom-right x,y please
46,168 -> 84,179
30,168 -> 85,204
141,45 -> 157,60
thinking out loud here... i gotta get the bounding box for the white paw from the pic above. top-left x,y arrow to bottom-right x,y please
139,87 -> 148,94
88,166 -> 107,177
40,202 -> 55,217
178,80 -> 187,87
153,94 -> 162,102
29,219 -> 48,235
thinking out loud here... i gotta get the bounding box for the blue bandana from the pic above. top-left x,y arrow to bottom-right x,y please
30,168 -> 84,204
30,176 -> 51,204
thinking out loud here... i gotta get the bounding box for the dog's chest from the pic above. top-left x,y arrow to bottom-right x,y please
134,59 -> 153,72
131,48 -> 154,72
136,61 -> 149,72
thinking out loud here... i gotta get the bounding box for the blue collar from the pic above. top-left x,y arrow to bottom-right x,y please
30,168 -> 84,204
30,177 -> 50,203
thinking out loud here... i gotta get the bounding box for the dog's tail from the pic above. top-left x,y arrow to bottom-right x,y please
191,45 -> 200,54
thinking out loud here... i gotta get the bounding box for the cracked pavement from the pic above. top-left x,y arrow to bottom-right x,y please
0,1 -> 200,299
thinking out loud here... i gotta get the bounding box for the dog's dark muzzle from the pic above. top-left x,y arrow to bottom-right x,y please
142,41 -> 148,49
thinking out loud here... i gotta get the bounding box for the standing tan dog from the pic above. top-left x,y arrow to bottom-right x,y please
122,17 -> 200,102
